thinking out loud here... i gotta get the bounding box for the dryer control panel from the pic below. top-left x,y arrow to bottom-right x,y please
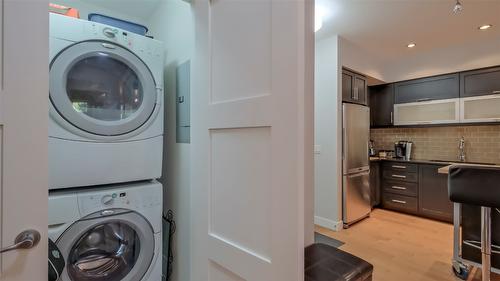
50,13 -> 163,67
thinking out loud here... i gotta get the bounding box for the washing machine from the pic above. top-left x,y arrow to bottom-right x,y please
48,180 -> 162,281
49,13 -> 164,189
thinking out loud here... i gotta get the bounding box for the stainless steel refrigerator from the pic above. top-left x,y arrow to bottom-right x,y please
342,103 -> 371,228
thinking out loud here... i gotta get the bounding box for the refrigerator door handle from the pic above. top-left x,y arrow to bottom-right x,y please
347,170 -> 370,178
342,127 -> 346,161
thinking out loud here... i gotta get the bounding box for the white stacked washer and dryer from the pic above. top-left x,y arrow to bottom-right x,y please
48,13 -> 164,281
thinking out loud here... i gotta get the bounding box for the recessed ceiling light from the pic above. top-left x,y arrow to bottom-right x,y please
479,24 -> 492,30
453,0 -> 463,14
407,43 -> 416,48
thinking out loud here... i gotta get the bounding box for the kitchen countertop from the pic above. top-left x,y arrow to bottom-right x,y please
438,163 -> 500,174
370,156 -> 499,167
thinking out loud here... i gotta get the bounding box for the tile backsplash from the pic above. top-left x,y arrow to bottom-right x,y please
370,125 -> 500,164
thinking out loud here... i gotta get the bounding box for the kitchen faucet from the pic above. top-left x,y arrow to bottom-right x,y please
459,136 -> 466,162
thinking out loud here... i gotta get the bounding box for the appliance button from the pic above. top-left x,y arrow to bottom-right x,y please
101,195 -> 114,205
101,210 -> 114,216
103,27 -> 117,38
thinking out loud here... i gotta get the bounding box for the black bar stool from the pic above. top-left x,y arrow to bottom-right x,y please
449,165 -> 500,281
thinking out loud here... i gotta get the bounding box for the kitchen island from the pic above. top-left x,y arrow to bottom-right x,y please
436,163 -> 500,277
438,163 -> 500,174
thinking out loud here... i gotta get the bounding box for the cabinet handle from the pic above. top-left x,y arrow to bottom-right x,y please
391,199 -> 407,204
492,90 -> 500,94
416,98 -> 433,102
392,174 -> 406,179
353,87 -> 359,100
392,165 -> 407,169
390,112 -> 393,124
391,186 -> 407,190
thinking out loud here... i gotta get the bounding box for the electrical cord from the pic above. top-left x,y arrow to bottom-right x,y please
163,210 -> 176,281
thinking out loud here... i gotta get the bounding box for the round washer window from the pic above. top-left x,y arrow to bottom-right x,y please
50,41 -> 157,136
66,54 -> 144,122
57,211 -> 155,281
67,221 -> 140,281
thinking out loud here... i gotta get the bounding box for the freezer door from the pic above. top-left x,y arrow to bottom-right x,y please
343,103 -> 370,174
343,171 -> 371,225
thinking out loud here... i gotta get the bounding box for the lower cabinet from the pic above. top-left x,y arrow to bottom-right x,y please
369,161 -> 380,207
418,164 -> 453,222
380,161 -> 453,223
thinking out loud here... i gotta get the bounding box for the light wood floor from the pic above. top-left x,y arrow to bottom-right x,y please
315,208 -> 500,281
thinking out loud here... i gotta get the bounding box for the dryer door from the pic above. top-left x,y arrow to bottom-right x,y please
56,210 -> 155,281
50,41 -> 157,136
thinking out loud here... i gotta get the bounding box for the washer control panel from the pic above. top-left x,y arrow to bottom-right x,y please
77,183 -> 162,216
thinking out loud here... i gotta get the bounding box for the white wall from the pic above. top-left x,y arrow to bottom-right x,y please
314,35 -> 343,231
147,1 -> 194,281
339,37 -> 387,82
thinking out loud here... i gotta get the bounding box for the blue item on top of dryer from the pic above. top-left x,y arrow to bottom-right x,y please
88,13 -> 148,35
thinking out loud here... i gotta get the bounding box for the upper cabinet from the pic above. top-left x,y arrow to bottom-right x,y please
394,73 -> 459,104
364,65 -> 500,127
342,69 -> 367,105
460,94 -> 500,123
369,84 -> 394,127
460,66 -> 500,98
394,98 -> 460,126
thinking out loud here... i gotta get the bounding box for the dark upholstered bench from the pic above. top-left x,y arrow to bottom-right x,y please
305,243 -> 373,281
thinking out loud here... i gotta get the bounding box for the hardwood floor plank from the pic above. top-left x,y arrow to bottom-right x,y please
315,208 -> 500,281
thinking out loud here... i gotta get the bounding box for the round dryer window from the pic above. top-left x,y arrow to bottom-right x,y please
50,41 -> 157,136
57,210 -> 155,281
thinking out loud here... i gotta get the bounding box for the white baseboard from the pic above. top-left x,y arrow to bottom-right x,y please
314,216 -> 343,232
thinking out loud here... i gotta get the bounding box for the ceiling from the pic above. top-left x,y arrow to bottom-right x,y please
315,0 -> 500,61
82,0 -> 162,21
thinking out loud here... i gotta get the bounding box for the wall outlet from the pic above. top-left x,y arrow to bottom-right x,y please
314,145 -> 321,154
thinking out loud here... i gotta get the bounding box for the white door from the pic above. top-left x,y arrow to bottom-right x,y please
1,1 -> 49,280
191,0 -> 314,280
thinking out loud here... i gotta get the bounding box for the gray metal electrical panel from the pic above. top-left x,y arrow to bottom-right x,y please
176,60 -> 190,143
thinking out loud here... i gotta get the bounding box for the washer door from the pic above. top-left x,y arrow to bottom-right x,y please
57,210 -> 154,281
50,41 -> 157,136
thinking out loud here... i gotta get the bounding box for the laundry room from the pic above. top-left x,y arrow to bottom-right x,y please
47,1 -> 193,281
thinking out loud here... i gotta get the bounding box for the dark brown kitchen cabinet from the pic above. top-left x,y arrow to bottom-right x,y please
378,161 -> 453,223
369,84 -> 394,127
394,73 -> 459,104
418,164 -> 453,223
342,69 -> 367,105
460,66 -> 500,97
369,161 -> 380,207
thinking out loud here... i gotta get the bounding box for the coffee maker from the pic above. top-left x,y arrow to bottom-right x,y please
394,141 -> 413,160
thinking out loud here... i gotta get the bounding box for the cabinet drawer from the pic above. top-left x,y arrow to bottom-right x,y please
383,193 -> 418,213
383,180 -> 418,197
383,169 -> 418,182
383,162 -> 418,173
